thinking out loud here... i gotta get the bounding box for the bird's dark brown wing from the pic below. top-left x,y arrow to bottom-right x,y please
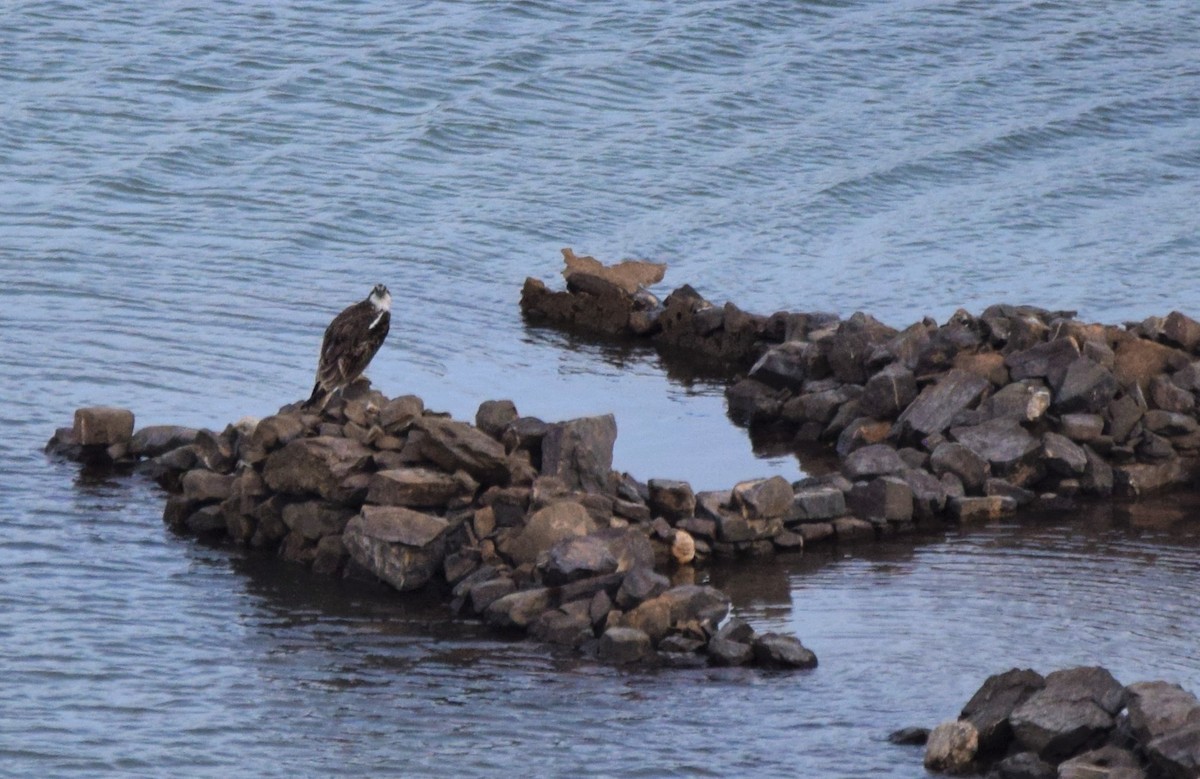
315,301 -> 389,391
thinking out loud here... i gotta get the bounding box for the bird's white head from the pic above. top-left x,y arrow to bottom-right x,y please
369,283 -> 391,311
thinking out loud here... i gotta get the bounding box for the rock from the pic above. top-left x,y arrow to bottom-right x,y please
1042,432 -> 1088,475
475,399 -> 518,440
833,516 -> 875,541
950,495 -> 1016,523
1114,459 -> 1195,497
184,504 -> 226,535
842,443 -> 906,480
539,534 -> 619,584
835,417 -> 892,457
950,418 -> 1040,476
1150,375 -> 1196,414
924,719 -> 979,774
311,534 -> 346,575
281,500 -> 354,540
418,417 -> 511,485
731,476 -> 793,519
888,726 -> 931,746
895,370 -> 991,442
128,425 -> 201,458
1005,338 -> 1080,387
658,585 -> 730,627
484,587 -> 553,629
1162,310 -> 1200,351
648,478 -> 696,521
750,633 -> 818,669
621,596 -> 673,645
561,248 -> 665,294
263,436 -> 373,501
707,636 -> 754,666
366,467 -> 476,508
930,442 -> 990,493
529,604 -> 593,648
181,469 -> 237,503
982,381 -> 1052,423
241,414 -> 306,462
1113,336 -> 1188,394
73,406 -> 135,447
789,486 -> 847,523
1054,357 -> 1120,413
1106,393 -> 1146,443
1125,680 -> 1200,745
1061,413 -> 1105,442
591,526 -> 655,572
504,501 -> 596,565
749,341 -> 824,388
1145,722 -> 1200,779
985,477 -> 1036,506
1057,746 -> 1145,779
1143,410 -> 1199,436
469,577 -> 516,614
615,566 -> 670,609
1010,666 -> 1126,761
342,506 -> 449,591
858,365 -> 919,419
540,414 -> 617,494
961,668 -> 1046,757
597,626 -> 654,664
824,313 -> 899,384
847,476 -> 913,522
725,377 -> 785,424
992,751 -> 1056,779
902,468 -> 950,519
1081,446 -> 1115,496
671,529 -> 696,565
796,522 -> 835,545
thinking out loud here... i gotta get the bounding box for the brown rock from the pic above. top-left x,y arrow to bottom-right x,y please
181,469 -> 237,503
484,587 -> 553,629
282,500 -> 354,540
475,399 -> 518,440
418,417 -> 510,485
924,720 -> 980,774
597,626 -> 655,664
895,369 -> 991,441
342,506 -> 449,591
1113,335 -> 1189,394
73,406 -> 135,447
1162,310 -> 1200,352
263,436 -> 373,501
731,476 -> 793,520
648,478 -> 696,521
540,415 -> 617,494
561,248 -> 666,294
366,467 -> 476,508
504,501 -> 596,565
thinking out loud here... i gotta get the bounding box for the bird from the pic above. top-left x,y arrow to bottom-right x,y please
304,283 -> 391,409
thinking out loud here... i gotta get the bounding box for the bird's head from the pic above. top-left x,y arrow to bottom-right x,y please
369,283 -> 391,311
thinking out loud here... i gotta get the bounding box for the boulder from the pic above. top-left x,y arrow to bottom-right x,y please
1010,666 -> 1125,761
894,370 -> 991,441
842,443 -> 906,480
1061,413 -> 1105,443
1054,357 -> 1120,413
749,341 -> 823,388
475,399 -> 518,440
725,377 -> 785,424
615,566 -> 671,610
902,468 -> 950,519
540,414 -> 617,493
951,495 -> 1016,523
263,436 -> 373,501
281,500 -> 355,540
789,486 -> 847,523
484,587 -> 553,629
707,637 -> 754,666
128,425 -> 201,458
418,417 -> 511,485
658,585 -> 730,627
961,668 -> 1046,757
924,719 -> 979,774
378,395 -> 424,432
671,529 -> 696,565
930,442 -> 990,493
750,633 -> 818,669
731,476 -> 793,519
982,381 -> 1052,423
992,751 -> 1056,779
1125,680 -> 1200,745
1150,375 -> 1196,414
858,365 -> 918,419
181,469 -> 237,503
1056,746 -> 1145,779
1162,311 -> 1200,352
342,506 -> 449,591
366,467 -> 476,508
241,414 -> 306,462
561,248 -> 665,294
847,476 -> 913,522
504,501 -> 596,565
1005,338 -> 1080,387
1041,432 -> 1088,475
621,596 -> 673,645
888,727 -> 931,746
950,418 -> 1040,476
1113,336 -> 1188,394
597,626 -> 654,664
73,406 -> 135,447
539,534 -> 619,584
648,478 -> 696,521
529,604 -> 593,648
1145,723 -> 1200,779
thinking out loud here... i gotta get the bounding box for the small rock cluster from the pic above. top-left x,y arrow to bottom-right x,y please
908,666 -> 1200,778
47,392 -> 816,670
522,253 -> 1200,525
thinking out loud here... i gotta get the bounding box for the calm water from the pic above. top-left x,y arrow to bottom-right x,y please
2,1 -> 1199,776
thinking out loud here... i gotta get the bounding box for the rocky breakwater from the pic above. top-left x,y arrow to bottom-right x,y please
908,666 -> 1200,778
47,389 -> 816,671
523,251 -> 1200,522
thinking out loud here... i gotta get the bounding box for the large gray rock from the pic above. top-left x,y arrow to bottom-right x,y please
1056,746 -> 1145,779
961,668 -> 1045,757
418,417 -> 511,485
924,719 -> 980,774
263,436 -> 373,501
950,418 -> 1040,476
730,476 -> 793,519
540,414 -> 617,494
751,633 -> 818,669
858,364 -> 918,419
1010,666 -> 1125,761
343,505 -> 449,591
1005,338 -> 1080,387
281,500 -> 355,540
982,381 -> 1052,423
615,566 -> 670,610
504,501 -> 596,565
1041,432 -> 1088,475
598,626 -> 654,664
902,468 -> 949,519
895,370 -> 991,441
847,476 -> 913,522
484,587 -> 553,629
128,425 -> 201,458
930,441 -> 990,492
842,443 -> 906,480
749,340 -> 823,388
366,467 -> 476,508
539,534 -> 619,585
73,406 -> 135,447
1145,723 -> 1200,779
1125,680 -> 1200,745
658,585 -> 730,627
181,469 -> 237,503
992,751 -> 1055,779
789,485 -> 847,523
648,478 -> 696,521
475,399 -> 519,440
1162,310 -> 1200,351
1054,357 -> 1120,413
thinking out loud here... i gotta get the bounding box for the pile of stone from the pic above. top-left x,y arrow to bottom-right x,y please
522,252 -> 1200,523
909,666 -> 1200,778
47,393 -> 816,670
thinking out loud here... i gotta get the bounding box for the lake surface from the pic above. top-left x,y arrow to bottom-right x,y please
2,1 -> 1199,776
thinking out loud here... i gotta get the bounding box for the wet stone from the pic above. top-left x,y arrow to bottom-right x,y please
789,486 -> 846,523
730,475 -> 792,519
73,406 -> 135,447
540,414 -> 617,493
924,719 -> 980,775
842,443 -> 906,480
894,369 -> 991,441
1042,432 -> 1088,476
751,633 -> 818,669
597,627 -> 654,665
930,442 -> 990,493
648,478 -> 696,521
1061,413 -> 1105,442
475,399 -> 519,440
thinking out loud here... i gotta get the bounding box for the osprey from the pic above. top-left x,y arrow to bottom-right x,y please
305,284 -> 391,409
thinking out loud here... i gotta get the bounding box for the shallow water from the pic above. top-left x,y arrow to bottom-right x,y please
3,1 -> 1200,776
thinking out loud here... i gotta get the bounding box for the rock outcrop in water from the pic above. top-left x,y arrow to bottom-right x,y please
522,251 -> 1200,516
47,387 -> 817,671
912,666 -> 1200,778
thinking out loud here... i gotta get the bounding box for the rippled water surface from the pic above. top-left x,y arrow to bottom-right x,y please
3,2 -> 1199,776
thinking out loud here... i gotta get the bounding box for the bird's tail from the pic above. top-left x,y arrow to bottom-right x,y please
303,381 -> 326,410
